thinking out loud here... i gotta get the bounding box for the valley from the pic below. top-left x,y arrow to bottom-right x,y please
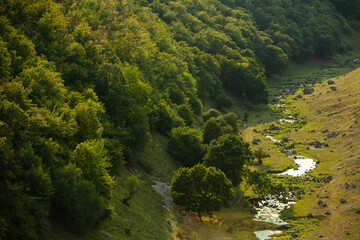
174,52 -> 360,239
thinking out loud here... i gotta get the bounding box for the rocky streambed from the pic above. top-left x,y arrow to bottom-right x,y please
253,135 -> 317,240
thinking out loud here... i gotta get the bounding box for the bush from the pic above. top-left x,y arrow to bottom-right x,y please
168,126 -> 204,167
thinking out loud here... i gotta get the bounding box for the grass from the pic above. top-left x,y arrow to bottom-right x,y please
45,131 -> 180,240
47,32 -> 360,240
284,67 -> 360,239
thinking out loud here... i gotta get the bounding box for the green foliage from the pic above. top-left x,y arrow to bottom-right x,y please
122,175 -> 140,206
204,134 -> 253,186
253,148 -> 270,165
246,170 -> 286,199
243,112 -> 249,122
170,164 -> 234,219
52,163 -> 110,233
222,112 -> 239,134
176,104 -> 195,126
202,117 -> 224,144
214,92 -> 234,109
72,139 -> 114,199
203,108 -> 222,122
0,0 -> 355,237
168,126 -> 204,167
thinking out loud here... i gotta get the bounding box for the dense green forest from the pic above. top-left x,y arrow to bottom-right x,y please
0,0 -> 359,238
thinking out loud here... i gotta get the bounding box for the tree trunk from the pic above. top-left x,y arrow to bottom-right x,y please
197,212 -> 202,221
122,196 -> 131,206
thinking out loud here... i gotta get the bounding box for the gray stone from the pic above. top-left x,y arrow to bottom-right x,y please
291,233 -> 299,238
250,207 -> 257,214
303,86 -> 314,95
325,210 -> 331,215
330,86 -> 337,91
307,213 -> 313,218
340,198 -> 346,203
317,200 -> 323,205
327,80 -> 335,85
252,139 -> 260,145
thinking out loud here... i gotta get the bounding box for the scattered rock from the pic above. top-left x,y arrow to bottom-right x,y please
303,86 -> 314,95
278,224 -> 291,230
340,198 -> 346,203
327,80 -> 335,85
317,110 -> 321,114
321,203 -> 327,207
356,210 -> 360,214
307,213 -> 313,218
309,140 -> 322,148
325,210 -> 331,215
327,132 -> 338,139
282,137 -> 289,142
330,86 -> 337,91
291,233 -> 299,238
319,234 -> 323,238
317,200 -> 323,205
252,139 -> 261,145
269,124 -> 280,131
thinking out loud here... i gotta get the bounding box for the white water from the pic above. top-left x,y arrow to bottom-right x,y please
266,135 -> 317,177
254,197 -> 296,225
279,155 -> 316,177
254,230 -> 282,240
253,136 -> 317,239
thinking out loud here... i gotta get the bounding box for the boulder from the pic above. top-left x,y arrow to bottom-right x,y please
317,200 -> 323,205
325,210 -> 331,215
321,203 -> 327,207
330,86 -> 337,91
356,210 -> 360,214
327,80 -> 335,85
303,86 -> 314,95
340,198 -> 346,203
282,137 -> 289,142
309,140 -> 322,148
250,207 -> 257,214
252,139 -> 261,145
291,233 -> 299,238
278,224 -> 292,230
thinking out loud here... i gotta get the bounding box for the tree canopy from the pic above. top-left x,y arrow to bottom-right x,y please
170,164 -> 234,219
0,0 -> 356,238
204,134 -> 253,186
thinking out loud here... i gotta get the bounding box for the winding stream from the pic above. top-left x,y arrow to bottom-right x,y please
253,135 -> 317,240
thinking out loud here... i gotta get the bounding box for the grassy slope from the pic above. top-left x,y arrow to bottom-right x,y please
287,67 -> 360,239
45,132 -> 180,240
47,33 -> 360,240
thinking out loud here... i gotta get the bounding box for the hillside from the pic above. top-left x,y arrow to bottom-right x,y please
288,66 -> 360,239
0,0 -> 360,239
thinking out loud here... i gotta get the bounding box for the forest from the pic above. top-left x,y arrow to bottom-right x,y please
0,0 -> 359,239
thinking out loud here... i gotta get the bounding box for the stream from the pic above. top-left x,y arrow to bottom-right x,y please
253,135 -> 317,240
